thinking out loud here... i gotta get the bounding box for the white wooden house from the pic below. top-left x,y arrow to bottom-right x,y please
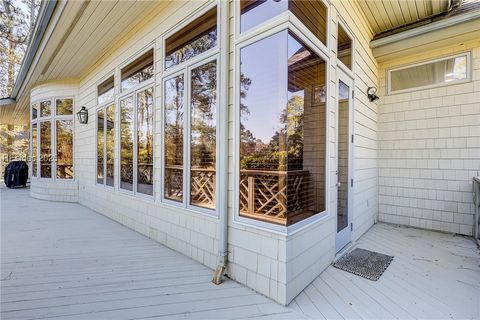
2,0 -> 479,305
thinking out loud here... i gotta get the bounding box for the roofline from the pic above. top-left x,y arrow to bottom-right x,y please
370,8 -> 480,49
10,0 -> 57,100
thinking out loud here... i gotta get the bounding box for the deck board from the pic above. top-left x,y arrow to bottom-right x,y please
1,188 -> 479,319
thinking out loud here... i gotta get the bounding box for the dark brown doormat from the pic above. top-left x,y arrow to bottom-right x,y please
333,248 -> 393,281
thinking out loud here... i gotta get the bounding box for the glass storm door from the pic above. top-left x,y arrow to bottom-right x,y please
335,70 -> 353,253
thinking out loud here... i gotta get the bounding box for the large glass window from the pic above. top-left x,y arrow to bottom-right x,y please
120,96 -> 134,191
164,75 -> 185,202
121,50 -> 154,92
56,120 -> 73,179
190,61 -> 217,209
40,121 -> 51,178
137,88 -> 154,195
56,98 -> 73,115
97,106 -> 116,186
98,76 -> 114,105
337,24 -> 352,70
31,98 -> 74,180
240,0 -> 327,46
389,53 -> 469,93
239,30 -> 327,226
165,7 -> 217,70
31,124 -> 37,177
97,109 -> 105,184
40,100 -> 51,117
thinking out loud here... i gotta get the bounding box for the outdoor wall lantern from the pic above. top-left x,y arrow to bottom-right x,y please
77,106 -> 88,124
367,87 -> 379,102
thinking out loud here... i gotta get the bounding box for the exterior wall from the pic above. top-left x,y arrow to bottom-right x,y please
29,82 -> 79,202
279,2 -> 379,303
29,0 -> 379,306
378,40 -> 480,236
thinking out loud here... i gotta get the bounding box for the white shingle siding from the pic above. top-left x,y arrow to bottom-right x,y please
378,41 -> 480,236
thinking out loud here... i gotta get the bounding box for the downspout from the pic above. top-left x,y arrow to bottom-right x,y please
212,0 -> 229,285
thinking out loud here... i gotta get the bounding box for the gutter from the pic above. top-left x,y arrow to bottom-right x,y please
10,0 -> 57,100
212,0 -> 229,285
371,1 -> 478,48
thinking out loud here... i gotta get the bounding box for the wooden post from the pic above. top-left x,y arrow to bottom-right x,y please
248,175 -> 254,214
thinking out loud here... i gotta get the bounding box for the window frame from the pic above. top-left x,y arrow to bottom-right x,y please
235,0 -> 331,56
30,97 -> 75,181
95,73 -> 116,189
160,1 -> 223,218
233,11 -> 332,234
115,45 -> 156,200
387,52 -> 472,95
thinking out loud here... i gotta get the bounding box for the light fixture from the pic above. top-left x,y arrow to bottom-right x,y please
77,106 -> 88,124
367,87 -> 379,102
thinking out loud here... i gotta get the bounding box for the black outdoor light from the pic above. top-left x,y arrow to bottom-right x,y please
77,106 -> 88,124
367,87 -> 379,102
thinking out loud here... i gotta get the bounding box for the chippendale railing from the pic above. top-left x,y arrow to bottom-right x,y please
239,169 -> 310,225
163,167 -> 311,223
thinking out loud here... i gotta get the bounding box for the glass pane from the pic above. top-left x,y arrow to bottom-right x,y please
120,97 -> 134,191
165,7 -> 217,69
164,75 -> 184,202
40,100 -> 51,117
190,61 -> 216,210
32,124 -> 37,177
337,24 -> 352,70
391,55 -> 468,92
337,80 -> 350,232
40,122 -> 51,178
97,109 -> 105,184
98,76 -> 115,104
121,50 -> 154,92
239,30 -> 326,226
32,103 -> 38,120
106,105 -> 115,187
56,120 -> 73,179
240,1 -> 328,45
56,98 -> 73,115
137,88 -> 154,195
241,0 -> 288,33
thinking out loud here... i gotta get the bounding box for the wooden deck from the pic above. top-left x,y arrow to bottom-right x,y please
2,188 -> 479,319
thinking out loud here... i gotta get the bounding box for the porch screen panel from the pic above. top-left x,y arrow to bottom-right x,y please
106,105 -> 115,187
164,75 -> 184,202
97,109 -> 105,184
32,124 -> 37,177
137,88 -> 154,195
239,30 -> 326,226
56,120 -> 73,179
120,96 -> 134,191
190,61 -> 217,210
40,122 -> 52,178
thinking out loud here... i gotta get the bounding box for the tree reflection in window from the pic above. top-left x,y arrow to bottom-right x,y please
121,50 -> 154,92
40,121 -> 51,178
120,97 -> 134,191
97,109 -> 105,184
164,75 -> 185,202
239,30 -> 326,226
32,124 -> 37,177
165,7 -> 217,69
137,89 -> 154,195
190,61 -> 217,209
56,120 -> 73,179
106,105 -> 115,187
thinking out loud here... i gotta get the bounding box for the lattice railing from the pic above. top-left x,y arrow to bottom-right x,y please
239,170 -> 310,224
191,168 -> 215,208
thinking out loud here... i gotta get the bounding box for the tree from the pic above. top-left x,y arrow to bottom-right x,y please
0,0 -> 40,97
